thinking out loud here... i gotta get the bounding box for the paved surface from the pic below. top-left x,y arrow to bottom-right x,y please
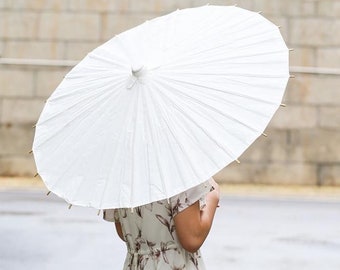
1,186 -> 340,270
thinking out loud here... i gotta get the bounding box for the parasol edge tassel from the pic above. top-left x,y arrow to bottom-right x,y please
281,103 -> 287,107
262,132 -> 268,137
289,48 -> 294,52
68,204 -> 72,210
257,11 -> 263,14
29,150 -> 33,154
46,191 -> 51,196
34,173 -> 39,177
97,209 -> 101,216
235,159 -> 241,164
290,74 -> 295,78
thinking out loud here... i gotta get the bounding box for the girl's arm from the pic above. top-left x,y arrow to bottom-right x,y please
174,178 -> 220,253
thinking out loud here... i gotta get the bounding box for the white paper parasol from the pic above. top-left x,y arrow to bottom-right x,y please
32,5 -> 289,209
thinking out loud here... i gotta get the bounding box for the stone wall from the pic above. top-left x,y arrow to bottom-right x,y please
0,0 -> 339,185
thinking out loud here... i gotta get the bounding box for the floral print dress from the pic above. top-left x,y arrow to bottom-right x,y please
103,179 -> 213,270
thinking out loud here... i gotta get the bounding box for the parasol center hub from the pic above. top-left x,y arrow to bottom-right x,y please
127,65 -> 148,89
132,66 -> 147,78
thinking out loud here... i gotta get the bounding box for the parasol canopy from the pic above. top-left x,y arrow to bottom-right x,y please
32,5 -> 290,209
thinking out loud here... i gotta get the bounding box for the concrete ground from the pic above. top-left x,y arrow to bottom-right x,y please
1,177 -> 340,270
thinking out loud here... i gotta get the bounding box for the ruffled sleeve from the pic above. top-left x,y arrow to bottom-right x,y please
103,209 -> 120,222
169,178 -> 214,216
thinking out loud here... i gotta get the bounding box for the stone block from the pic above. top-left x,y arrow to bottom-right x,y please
0,156 -> 36,176
119,0 -> 219,14
214,162 -> 317,185
0,40 -> 4,55
240,129 -> 288,162
1,98 -> 45,124
290,18 -> 340,46
38,13 -> 101,41
6,0 -> 68,11
158,0 -> 192,12
0,11 -> 39,39
3,40 -> 65,59
0,124 -> 35,155
320,164 -> 340,185
255,163 -> 317,185
35,69 -> 70,97
318,1 -> 340,17
269,105 -> 318,129
174,0 -> 247,11
256,162 -> 318,185
68,0 -> 123,13
319,107 -> 340,129
64,42 -> 100,60
213,162 -> 255,184
288,129 -> 340,163
255,0 -> 288,15
125,0 -> 168,14
289,47 -> 316,67
0,68 -> 34,97
101,13 -> 151,39
317,48 -> 340,68
286,75 -> 340,105
290,0 -> 316,16
253,0 -> 316,16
